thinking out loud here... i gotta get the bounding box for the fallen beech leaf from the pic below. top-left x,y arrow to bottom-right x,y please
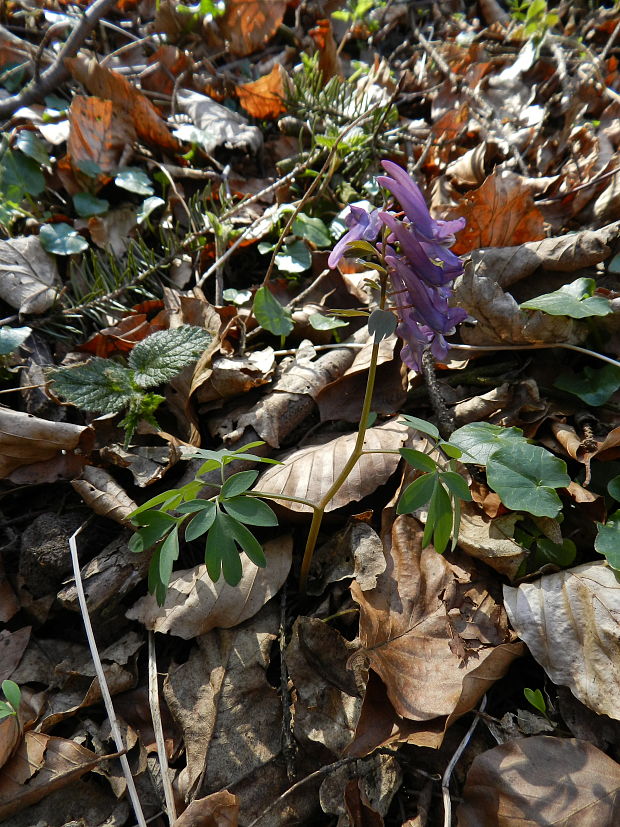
504,562 -> 620,720
237,64 -> 287,119
0,408 -> 93,479
351,515 -> 522,725
78,311 -> 168,358
176,90 -> 262,154
255,420 -> 409,513
0,627 -> 30,683
442,168 -> 545,255
68,95 -> 135,179
215,0 -> 286,57
457,736 -> 620,826
0,236 -> 59,314
71,466 -> 138,525
0,714 -> 21,772
126,536 -> 292,639
458,504 -> 526,579
142,44 -> 191,97
66,55 -> 180,154
173,790 -> 239,827
0,732 -> 107,820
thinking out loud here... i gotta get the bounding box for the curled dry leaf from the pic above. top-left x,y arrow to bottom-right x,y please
441,168 -> 546,255
457,736 -> 620,826
255,420 -> 409,513
504,562 -> 620,720
196,348 -> 275,404
0,408 -> 93,479
71,466 -> 138,525
0,235 -> 59,314
173,790 -> 239,827
236,64 -> 287,120
0,732 -> 106,820
350,515 -> 523,742
126,536 -> 292,639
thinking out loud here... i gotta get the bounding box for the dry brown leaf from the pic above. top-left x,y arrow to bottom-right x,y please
214,0 -> 286,57
454,263 -> 585,346
65,55 -> 180,154
173,790 -> 239,827
0,715 -> 21,772
0,408 -> 93,479
67,96 -> 135,179
176,90 -> 262,154
0,732 -> 106,820
504,562 -> 620,720
142,44 -> 191,97
468,220 -> 620,288
0,555 -> 19,623
237,64 -> 287,119
442,168 -> 546,255
309,18 -> 343,80
0,627 -> 30,683
196,348 -> 275,404
319,753 -> 401,823
85,207 -> 138,257
457,736 -> 620,826
0,236 -> 59,315
458,505 -> 527,579
126,536 -> 292,639
350,515 -> 522,742
71,466 -> 137,525
255,420 -> 408,513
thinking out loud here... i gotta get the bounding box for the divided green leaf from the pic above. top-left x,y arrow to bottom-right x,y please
222,496 -> 278,526
400,447 -> 437,473
399,415 -> 439,440
368,308 -> 397,342
524,687 -> 546,715
397,472 -> 436,514
220,470 -> 259,499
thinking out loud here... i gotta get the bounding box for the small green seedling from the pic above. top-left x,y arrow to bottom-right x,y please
524,687 -> 547,716
0,680 -> 21,721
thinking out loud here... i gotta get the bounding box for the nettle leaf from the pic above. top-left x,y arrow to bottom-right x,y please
253,286 -> 294,336
450,422 -> 525,465
0,325 -> 31,356
275,239 -> 312,273
222,496 -> 278,526
293,213 -> 331,247
520,277 -> 611,319
308,312 -> 349,331
595,511 -> 620,570
397,472 -> 436,514
51,358 -> 136,413
128,326 -> 212,387
555,364 -> 620,406
39,222 -> 88,255
368,308 -> 397,342
486,442 -> 570,518
220,470 -> 259,499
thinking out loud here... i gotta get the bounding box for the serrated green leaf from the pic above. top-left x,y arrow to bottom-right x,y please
128,326 -> 212,387
39,222 -> 88,255
524,687 -> 546,715
185,501 -> 217,541
439,471 -> 471,501
73,192 -> 109,218
397,473 -> 437,514
486,442 -> 569,518
400,447 -> 437,473
2,680 -> 21,711
275,239 -> 312,273
115,167 -> 154,195
0,326 -> 31,356
368,308 -> 397,343
399,415 -> 440,440
293,213 -> 331,247
595,511 -> 620,570
308,312 -> 349,331
220,470 -> 259,499
253,286 -> 294,336
51,358 -> 136,413
555,364 -> 620,406
222,496 -> 278,526
520,277 -> 611,318
450,422 -> 525,465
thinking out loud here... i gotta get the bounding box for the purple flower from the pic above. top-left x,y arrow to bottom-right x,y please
328,205 -> 382,269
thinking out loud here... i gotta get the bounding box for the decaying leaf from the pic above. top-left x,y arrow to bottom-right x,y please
504,562 -> 620,720
71,466 -> 137,525
237,64 -> 287,119
176,90 -> 262,154
173,790 -> 239,827
213,0 -> 286,57
67,96 -> 135,179
255,420 -> 409,513
458,504 -> 527,579
457,736 -> 620,826
0,235 -> 59,314
126,536 -> 292,639
319,753 -> 401,822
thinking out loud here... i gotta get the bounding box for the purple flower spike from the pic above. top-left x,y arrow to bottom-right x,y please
328,204 -> 382,269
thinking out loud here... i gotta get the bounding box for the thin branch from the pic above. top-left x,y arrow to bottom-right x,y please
147,633 -> 177,824
449,341 -> 620,369
442,695 -> 486,827
0,0 -> 118,120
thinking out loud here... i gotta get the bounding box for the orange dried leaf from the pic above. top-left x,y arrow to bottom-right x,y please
215,0 -> 287,57
309,18 -> 343,80
237,64 -> 287,120
68,95 -> 135,177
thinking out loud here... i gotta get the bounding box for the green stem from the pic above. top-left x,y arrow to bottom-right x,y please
299,336 -> 381,593
248,490 -> 319,512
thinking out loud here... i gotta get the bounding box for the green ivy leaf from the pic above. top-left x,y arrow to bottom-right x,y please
595,510 -> 620,570
397,472 -> 437,514
293,213 -> 331,247
520,277 -> 611,318
185,501 -> 217,541
486,442 -> 570,517
253,286 -> 294,336
51,358 -> 136,413
275,239 -> 312,273
39,222 -> 88,255
128,326 -> 212,387
368,308 -> 397,343
222,496 -> 278,526
220,470 -> 259,499
115,167 -> 154,195
450,422 -> 525,465
0,326 -> 30,356
555,364 -> 620,406
73,192 -> 109,218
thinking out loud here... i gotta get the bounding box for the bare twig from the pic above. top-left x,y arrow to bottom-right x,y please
442,696 -> 487,827
147,632 -> 177,824
0,0 -> 118,120
69,524 -> 148,827
449,342 -> 620,369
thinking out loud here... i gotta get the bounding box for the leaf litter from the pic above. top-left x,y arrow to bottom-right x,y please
3,2 -> 620,826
